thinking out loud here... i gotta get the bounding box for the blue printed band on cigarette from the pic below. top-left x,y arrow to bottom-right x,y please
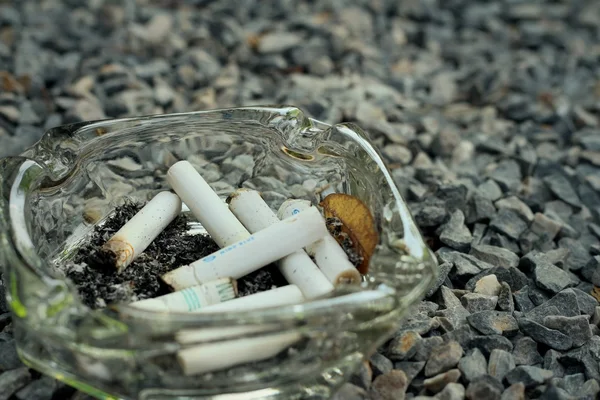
161,207 -> 329,291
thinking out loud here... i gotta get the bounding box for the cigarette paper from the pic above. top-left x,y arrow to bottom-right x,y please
167,160 -> 249,247
278,199 -> 362,285
228,189 -> 334,299
194,285 -> 305,313
102,191 -> 182,273
161,207 -> 328,290
129,278 -> 237,312
177,332 -> 301,376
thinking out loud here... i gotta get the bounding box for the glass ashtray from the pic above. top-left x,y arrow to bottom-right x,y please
0,106 -> 437,400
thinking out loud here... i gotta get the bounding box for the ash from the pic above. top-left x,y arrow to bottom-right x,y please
62,201 -> 287,308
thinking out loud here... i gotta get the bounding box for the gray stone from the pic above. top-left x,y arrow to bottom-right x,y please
489,159 -> 522,193
332,383 -> 369,400
488,349 -> 516,381
471,245 -> 519,268
466,375 -> 503,400
350,361 -> 372,390
14,377 -> 56,400
473,274 -> 502,296
370,370 -> 408,400
426,262 -> 452,297
0,368 -> 31,400
533,262 -> 575,294
414,204 -> 448,228
466,267 -> 529,292
501,383 -> 526,400
497,282 -> 515,313
439,210 -> 472,252
461,293 -> 498,313
458,348 -> 487,383
387,331 -> 422,361
530,213 -> 562,241
394,361 -> 425,385
543,173 -> 582,208
435,383 -> 465,400
477,180 -> 503,202
512,336 -> 543,366
543,316 -> 592,347
437,249 -> 490,279
560,373 -> 585,396
370,353 -> 394,377
466,193 -> 496,224
495,196 -> 535,222
526,289 -> 580,323
425,341 -> 463,378
544,350 -> 565,379
489,209 -> 529,241
423,369 -> 461,393
0,340 -> 22,370
435,287 -> 470,329
414,336 -> 445,362
518,318 -> 573,351
576,379 -> 600,398
513,286 -> 536,312
505,366 -> 554,388
468,335 -> 514,356
559,238 -> 591,271
383,144 -> 413,165
467,311 -> 519,337
257,32 -> 303,54
538,386 -> 571,400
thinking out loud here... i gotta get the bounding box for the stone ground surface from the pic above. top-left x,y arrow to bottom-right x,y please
1,0 -> 600,399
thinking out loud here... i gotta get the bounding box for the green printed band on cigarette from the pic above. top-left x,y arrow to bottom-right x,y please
167,161 -> 249,247
278,199 -> 362,285
129,277 -> 237,312
228,189 -> 334,299
102,191 -> 182,273
161,207 -> 328,291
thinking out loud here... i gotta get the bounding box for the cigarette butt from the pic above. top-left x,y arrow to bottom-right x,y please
177,332 -> 301,376
161,207 -> 328,290
102,191 -> 182,273
278,199 -> 362,285
228,189 -> 334,299
167,161 -> 249,247
129,278 -> 237,312
176,324 -> 280,344
193,285 -> 305,313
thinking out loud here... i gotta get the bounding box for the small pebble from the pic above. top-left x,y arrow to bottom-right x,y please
497,282 -> 515,313
425,341 -> 463,377
542,315 -> 592,347
474,275 -> 502,296
435,383 -> 465,400
370,370 -> 408,400
505,366 -> 554,389
461,293 -> 498,313
466,375 -> 503,400
501,383 -> 526,400
512,336 -> 544,366
423,369 -> 461,393
458,348 -> 488,382
488,349 -> 516,381
519,318 -> 574,351
470,245 -> 520,268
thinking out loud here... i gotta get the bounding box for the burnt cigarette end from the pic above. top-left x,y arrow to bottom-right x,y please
101,239 -> 134,273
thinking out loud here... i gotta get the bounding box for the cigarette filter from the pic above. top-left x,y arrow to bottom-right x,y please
177,332 -> 301,376
161,207 -> 328,290
194,284 -> 305,313
102,191 -> 182,273
228,189 -> 334,298
129,277 -> 237,312
278,199 -> 362,285
167,160 -> 249,247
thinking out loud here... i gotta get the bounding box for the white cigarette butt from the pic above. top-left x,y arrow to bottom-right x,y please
129,278 -> 237,312
161,207 -> 328,290
167,161 -> 249,247
177,332 -> 301,376
228,189 -> 334,298
102,191 -> 182,273
278,199 -> 362,285
194,285 -> 305,313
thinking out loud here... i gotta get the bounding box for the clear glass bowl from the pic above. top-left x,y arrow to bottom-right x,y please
0,106 -> 437,400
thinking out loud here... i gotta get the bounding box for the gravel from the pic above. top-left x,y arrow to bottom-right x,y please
1,0 -> 600,399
